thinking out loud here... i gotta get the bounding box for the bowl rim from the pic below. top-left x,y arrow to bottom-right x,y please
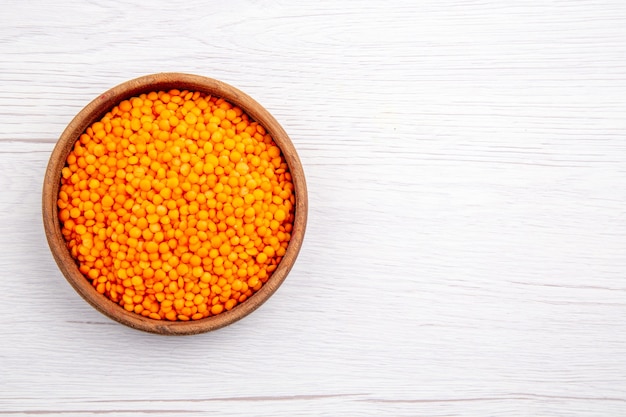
42,72 -> 307,335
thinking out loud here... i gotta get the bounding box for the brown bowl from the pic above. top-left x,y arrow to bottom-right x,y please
42,73 -> 307,335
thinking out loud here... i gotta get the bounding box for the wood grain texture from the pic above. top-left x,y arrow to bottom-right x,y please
1,0 -> 626,416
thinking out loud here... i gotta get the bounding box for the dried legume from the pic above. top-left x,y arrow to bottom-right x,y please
57,89 -> 295,321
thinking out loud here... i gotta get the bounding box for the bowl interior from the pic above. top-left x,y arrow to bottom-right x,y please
43,73 -> 307,335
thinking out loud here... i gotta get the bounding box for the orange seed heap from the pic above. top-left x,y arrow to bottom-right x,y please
57,89 -> 295,321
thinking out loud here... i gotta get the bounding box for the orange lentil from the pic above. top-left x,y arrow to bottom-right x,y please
58,90 -> 294,321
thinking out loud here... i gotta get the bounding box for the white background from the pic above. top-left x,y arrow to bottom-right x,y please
1,1 -> 626,416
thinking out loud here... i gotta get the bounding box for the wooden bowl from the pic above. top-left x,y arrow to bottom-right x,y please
42,73 -> 307,335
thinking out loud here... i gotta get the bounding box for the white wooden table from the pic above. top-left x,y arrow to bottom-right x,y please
2,1 -> 626,416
